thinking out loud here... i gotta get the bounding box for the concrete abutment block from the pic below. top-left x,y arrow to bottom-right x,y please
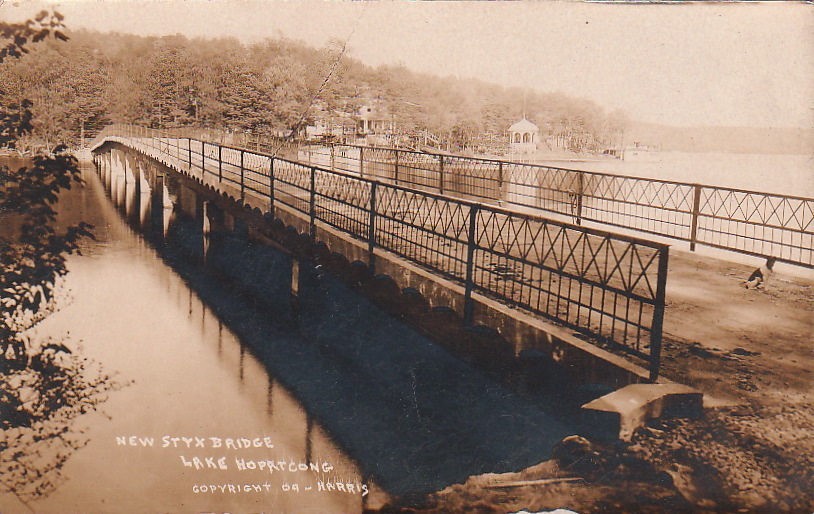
581,383 -> 704,441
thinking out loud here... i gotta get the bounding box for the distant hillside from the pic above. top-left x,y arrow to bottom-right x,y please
625,122 -> 814,155
1,29 -> 625,152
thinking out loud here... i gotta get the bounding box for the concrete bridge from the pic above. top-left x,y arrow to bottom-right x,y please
91,127 -> 675,391
89,124 -> 814,392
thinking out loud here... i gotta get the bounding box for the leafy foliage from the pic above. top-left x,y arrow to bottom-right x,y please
0,15 -> 120,507
0,150 -> 94,366
1,12 -> 93,368
0,341 -> 124,501
0,11 -> 67,148
0,10 -> 67,63
1,27 -> 625,151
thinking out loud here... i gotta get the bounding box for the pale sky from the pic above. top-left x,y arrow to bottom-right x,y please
3,1 -> 813,128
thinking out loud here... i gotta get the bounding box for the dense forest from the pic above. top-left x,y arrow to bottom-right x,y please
0,28 -> 627,152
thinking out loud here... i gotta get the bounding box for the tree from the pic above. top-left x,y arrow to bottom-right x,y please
0,10 -> 93,369
144,38 -> 191,128
64,49 -> 109,145
263,54 -> 311,130
450,118 -> 482,150
481,103 -> 512,136
217,61 -> 275,132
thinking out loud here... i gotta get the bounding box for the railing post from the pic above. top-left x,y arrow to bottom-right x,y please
394,150 -> 399,184
463,204 -> 480,326
269,157 -> 275,215
196,140 -> 202,178
439,155 -> 445,194
689,184 -> 702,251
649,247 -> 670,382
330,144 -> 335,171
239,150 -> 245,202
309,167 -> 317,239
359,147 -> 365,177
497,161 -> 504,203
188,138 -> 192,168
575,171 -> 584,225
368,182 -> 378,274
218,145 -> 222,183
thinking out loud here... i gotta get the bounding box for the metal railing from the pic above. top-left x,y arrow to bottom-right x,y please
137,126 -> 812,270
92,125 -> 672,379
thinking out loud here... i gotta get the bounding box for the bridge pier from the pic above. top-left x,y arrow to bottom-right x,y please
290,259 -> 301,325
161,178 -> 174,236
99,151 -> 108,187
136,161 -> 152,230
105,149 -> 116,193
202,201 -> 212,263
143,170 -> 174,241
95,153 -> 104,181
104,152 -> 113,189
111,151 -> 125,208
176,181 -> 198,220
150,173 -> 165,242
199,199 -> 228,266
123,152 -> 137,219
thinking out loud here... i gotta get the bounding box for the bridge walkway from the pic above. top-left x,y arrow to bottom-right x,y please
95,133 -> 669,383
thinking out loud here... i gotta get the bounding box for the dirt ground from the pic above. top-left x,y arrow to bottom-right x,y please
408,250 -> 814,513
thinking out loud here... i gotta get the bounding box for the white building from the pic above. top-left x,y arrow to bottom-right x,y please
357,104 -> 394,136
508,118 -> 540,153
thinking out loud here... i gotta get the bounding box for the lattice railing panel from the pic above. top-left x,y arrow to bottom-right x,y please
476,211 -> 661,301
244,152 -> 272,197
697,188 -> 814,266
395,152 -> 442,190
273,160 -> 311,215
375,186 -> 470,280
475,209 -> 664,356
313,169 -> 372,240
441,157 -> 500,200
586,175 -> 694,213
362,148 -> 396,181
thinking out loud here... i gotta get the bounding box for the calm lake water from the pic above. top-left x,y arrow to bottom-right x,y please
1,159 -> 572,513
1,160 -> 368,512
538,152 -> 814,197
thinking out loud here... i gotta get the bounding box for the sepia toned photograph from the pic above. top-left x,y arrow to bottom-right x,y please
1,1 -> 812,512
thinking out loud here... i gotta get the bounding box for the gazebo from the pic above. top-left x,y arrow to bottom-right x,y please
508,118 -> 539,153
